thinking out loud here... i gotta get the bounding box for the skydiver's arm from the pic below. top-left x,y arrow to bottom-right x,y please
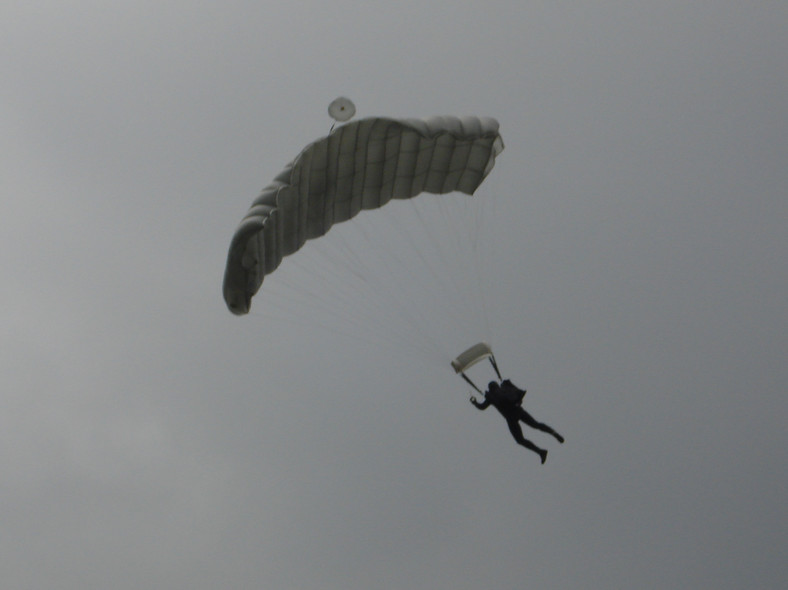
470,396 -> 491,410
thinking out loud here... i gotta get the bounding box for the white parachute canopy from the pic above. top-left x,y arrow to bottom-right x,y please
328,97 -> 356,122
451,342 -> 494,374
223,115 -> 504,315
451,342 -> 502,394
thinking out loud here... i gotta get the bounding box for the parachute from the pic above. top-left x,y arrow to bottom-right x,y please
451,341 -> 496,374
451,342 -> 502,394
223,115 -> 504,315
328,97 -> 356,122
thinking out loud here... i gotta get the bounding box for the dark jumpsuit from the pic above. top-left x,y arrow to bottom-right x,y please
471,383 -> 563,460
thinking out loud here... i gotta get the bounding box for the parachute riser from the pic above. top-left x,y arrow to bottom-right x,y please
488,354 -> 502,381
459,372 -> 484,395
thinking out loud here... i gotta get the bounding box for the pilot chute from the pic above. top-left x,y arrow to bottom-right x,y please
328,97 -> 356,122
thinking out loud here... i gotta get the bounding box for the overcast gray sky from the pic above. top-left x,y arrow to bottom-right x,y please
3,2 -> 787,588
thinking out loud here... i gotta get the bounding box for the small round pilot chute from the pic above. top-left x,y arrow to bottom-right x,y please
328,97 -> 356,122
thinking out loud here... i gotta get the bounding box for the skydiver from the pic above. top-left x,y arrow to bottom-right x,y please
470,381 -> 564,464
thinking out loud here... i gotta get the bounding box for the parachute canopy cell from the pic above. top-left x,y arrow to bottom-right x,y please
223,115 -> 504,315
451,342 -> 494,374
328,97 -> 356,122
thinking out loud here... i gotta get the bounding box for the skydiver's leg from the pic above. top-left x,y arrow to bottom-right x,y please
518,408 -> 565,443
506,418 -> 547,464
